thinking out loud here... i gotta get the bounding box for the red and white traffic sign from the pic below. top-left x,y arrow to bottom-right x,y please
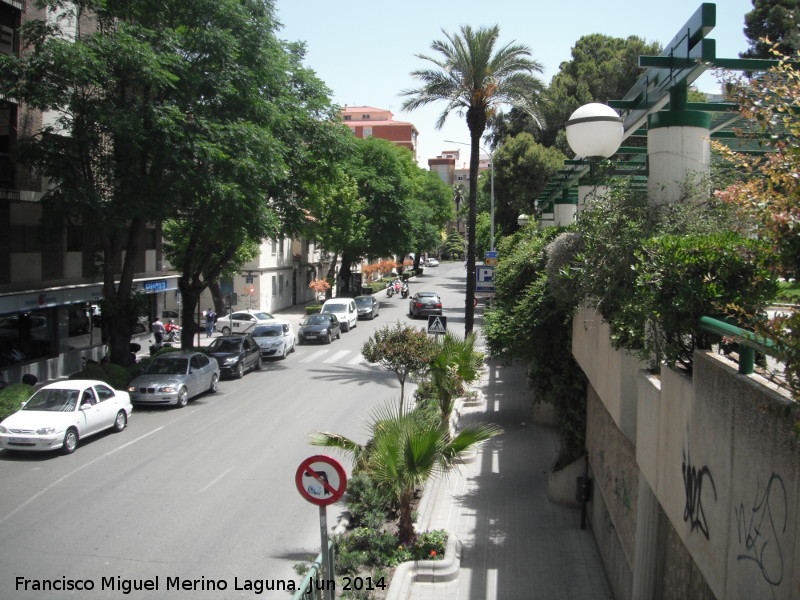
295,455 -> 347,506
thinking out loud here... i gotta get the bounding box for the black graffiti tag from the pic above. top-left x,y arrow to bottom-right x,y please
682,454 -> 717,539
736,473 -> 787,588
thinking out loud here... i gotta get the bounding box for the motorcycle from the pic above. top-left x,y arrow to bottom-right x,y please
400,282 -> 409,299
164,320 -> 181,343
385,282 -> 395,298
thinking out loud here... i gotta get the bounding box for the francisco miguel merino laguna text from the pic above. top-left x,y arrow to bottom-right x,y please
15,575 -> 313,595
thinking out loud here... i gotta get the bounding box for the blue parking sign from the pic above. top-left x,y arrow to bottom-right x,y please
476,266 -> 495,293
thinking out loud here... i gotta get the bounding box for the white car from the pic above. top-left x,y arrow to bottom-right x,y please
0,380 -> 133,454
425,257 -> 440,267
215,309 -> 275,336
251,320 -> 296,359
320,299 -> 358,332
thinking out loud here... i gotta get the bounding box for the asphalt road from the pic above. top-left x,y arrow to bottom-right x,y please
0,261 -> 468,600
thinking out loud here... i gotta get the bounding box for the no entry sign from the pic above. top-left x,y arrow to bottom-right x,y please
295,455 -> 347,506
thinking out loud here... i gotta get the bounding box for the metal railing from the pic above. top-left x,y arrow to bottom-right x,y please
291,540 -> 335,600
699,315 -> 779,375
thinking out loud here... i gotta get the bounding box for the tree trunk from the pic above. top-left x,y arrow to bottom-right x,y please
398,489 -> 415,545
464,107 -> 487,336
210,280 -> 224,313
178,282 -> 201,349
338,251 -> 354,297
325,253 -> 338,299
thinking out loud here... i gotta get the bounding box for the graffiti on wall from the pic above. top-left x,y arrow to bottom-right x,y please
735,473 -> 787,590
682,449 -> 717,540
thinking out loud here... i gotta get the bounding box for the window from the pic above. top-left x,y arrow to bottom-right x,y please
279,274 -> 284,294
271,239 -> 277,255
361,114 -> 371,119
272,275 -> 277,296
95,385 -> 115,403
363,127 -> 372,138
0,25 -> 14,56
66,225 -> 83,252
10,225 -> 42,252
343,115 -> 351,121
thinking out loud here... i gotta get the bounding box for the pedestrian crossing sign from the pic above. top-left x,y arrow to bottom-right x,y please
427,315 -> 447,335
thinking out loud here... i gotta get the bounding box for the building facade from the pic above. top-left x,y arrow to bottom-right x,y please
341,106 -> 419,160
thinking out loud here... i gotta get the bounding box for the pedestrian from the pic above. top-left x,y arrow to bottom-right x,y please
151,316 -> 166,345
205,308 -> 217,337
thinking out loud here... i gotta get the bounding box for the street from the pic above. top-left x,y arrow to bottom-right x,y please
0,262 -> 468,600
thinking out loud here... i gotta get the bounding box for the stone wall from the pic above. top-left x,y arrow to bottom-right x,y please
574,305 -> 800,600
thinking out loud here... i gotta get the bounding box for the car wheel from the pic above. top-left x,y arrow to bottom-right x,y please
298,338 -> 304,345
341,322 -> 348,332
235,362 -> 244,379
61,428 -> 79,454
281,345 -> 288,359
209,373 -> 219,393
326,332 -> 332,344
176,387 -> 189,408
254,356 -> 262,371
113,411 -> 127,432
221,326 -> 231,336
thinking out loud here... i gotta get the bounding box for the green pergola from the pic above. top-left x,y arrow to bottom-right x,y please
534,2 -> 781,217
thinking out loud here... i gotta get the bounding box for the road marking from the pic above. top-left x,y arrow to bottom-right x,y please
348,354 -> 366,365
300,350 -> 328,363
200,466 -> 234,493
324,350 -> 350,363
0,427 -> 164,527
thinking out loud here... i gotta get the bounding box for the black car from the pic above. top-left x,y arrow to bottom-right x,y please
354,295 -> 380,320
409,292 -> 443,319
204,335 -> 262,378
298,313 -> 341,344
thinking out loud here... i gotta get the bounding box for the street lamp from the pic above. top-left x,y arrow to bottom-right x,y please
445,140 -> 495,251
517,214 -> 530,227
565,103 -> 623,160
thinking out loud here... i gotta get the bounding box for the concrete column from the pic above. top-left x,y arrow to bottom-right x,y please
553,202 -> 577,227
647,85 -> 711,205
631,473 -> 666,599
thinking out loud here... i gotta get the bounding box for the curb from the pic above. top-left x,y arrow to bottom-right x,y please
384,533 -> 462,600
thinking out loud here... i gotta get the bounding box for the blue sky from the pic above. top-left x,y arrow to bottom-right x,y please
275,0 -> 755,166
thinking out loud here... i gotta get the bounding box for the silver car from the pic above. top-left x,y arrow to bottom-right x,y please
128,351 -> 219,408
252,320 -> 296,359
215,310 -> 275,336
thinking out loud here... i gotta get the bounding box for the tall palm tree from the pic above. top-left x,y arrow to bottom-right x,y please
429,332 -> 484,427
402,25 -> 543,334
309,403 -> 500,543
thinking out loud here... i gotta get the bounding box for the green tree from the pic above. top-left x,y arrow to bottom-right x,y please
407,171 -> 454,270
310,404 -> 499,544
740,0 -> 800,59
489,34 -> 660,153
489,133 -> 566,235
361,323 -> 438,414
427,332 -> 483,426
403,25 -> 544,335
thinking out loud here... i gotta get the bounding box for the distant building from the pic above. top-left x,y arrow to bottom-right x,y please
341,106 -> 419,159
428,148 -> 490,236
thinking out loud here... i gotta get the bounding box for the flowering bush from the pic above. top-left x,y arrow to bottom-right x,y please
308,278 -> 331,301
334,527 -> 447,573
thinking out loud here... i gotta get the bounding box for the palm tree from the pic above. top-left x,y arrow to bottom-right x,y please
402,25 -> 543,334
309,403 -> 500,544
428,332 -> 484,427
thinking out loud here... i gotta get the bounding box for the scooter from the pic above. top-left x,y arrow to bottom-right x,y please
164,320 -> 181,343
386,282 -> 395,298
400,282 -> 409,299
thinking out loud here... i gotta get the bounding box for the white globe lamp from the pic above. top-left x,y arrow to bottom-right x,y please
565,103 -> 624,159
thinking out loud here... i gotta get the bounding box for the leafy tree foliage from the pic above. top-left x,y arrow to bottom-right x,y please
740,0 -> 800,59
403,25 -> 544,335
361,323 -> 438,413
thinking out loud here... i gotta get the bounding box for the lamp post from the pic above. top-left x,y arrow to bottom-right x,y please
565,103 -> 624,161
517,214 -> 530,227
445,140 -> 495,251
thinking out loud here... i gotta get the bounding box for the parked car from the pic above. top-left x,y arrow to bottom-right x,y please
354,295 -> 380,320
320,298 -> 358,332
409,292 -> 443,318
204,335 -> 262,378
128,351 -> 219,408
252,320 -> 295,359
215,310 -> 275,336
425,257 -> 440,267
298,313 -> 341,344
67,306 -> 90,336
0,380 -> 132,454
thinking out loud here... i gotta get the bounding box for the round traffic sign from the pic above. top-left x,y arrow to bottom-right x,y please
295,455 -> 347,506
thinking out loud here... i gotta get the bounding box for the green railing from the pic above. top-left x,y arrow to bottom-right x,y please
699,315 -> 779,375
291,541 -> 335,600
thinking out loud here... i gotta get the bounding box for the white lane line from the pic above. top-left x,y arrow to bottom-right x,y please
324,350 -> 350,363
348,354 -> 366,365
0,427 -> 164,527
300,350 -> 328,363
200,467 -> 234,493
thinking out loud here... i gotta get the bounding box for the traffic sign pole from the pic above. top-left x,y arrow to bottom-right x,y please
319,505 -> 334,600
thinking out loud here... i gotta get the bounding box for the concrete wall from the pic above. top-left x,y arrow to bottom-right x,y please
573,305 -> 800,600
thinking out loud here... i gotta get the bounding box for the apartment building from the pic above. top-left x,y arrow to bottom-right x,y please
341,106 -> 419,160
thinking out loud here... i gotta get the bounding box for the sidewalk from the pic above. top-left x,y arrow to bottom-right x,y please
402,338 -> 613,599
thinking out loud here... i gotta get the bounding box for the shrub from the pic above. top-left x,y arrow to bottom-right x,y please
0,384 -> 34,420
633,232 -> 779,371
345,471 -> 395,530
334,527 -> 447,571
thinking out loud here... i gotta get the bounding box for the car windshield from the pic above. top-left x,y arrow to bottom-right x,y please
252,325 -> 282,337
23,388 -> 79,412
418,293 -> 438,299
354,298 -> 371,306
322,304 -> 346,313
304,315 -> 329,325
208,339 -> 243,352
145,357 -> 189,375
251,312 -> 274,321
